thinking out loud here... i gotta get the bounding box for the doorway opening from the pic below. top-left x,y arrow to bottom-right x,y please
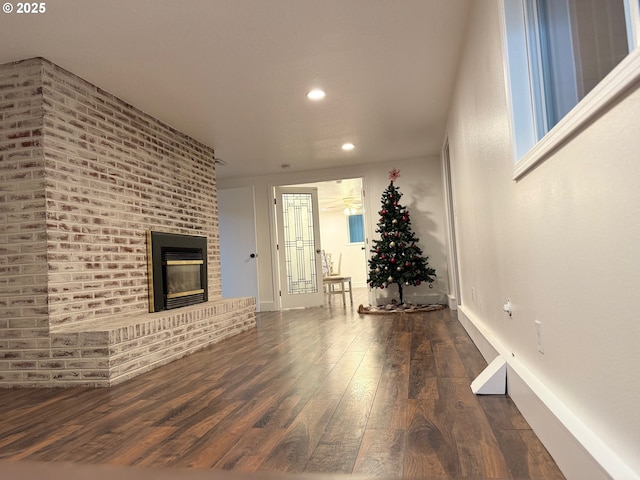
274,177 -> 367,309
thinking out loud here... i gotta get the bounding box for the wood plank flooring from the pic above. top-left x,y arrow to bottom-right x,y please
0,289 -> 565,479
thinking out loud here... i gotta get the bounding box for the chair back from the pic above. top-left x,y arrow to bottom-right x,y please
332,253 -> 342,275
321,250 -> 331,276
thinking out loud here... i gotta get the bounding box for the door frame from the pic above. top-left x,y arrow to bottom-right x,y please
268,176 -> 369,310
442,137 -> 462,309
272,186 -> 324,309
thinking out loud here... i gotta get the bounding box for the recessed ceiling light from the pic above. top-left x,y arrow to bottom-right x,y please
341,143 -> 355,151
306,89 -> 326,100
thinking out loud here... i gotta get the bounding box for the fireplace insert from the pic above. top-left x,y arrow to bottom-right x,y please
147,231 -> 208,312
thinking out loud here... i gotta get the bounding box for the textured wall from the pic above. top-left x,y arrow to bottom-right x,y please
0,59 -> 48,384
0,58 -> 243,387
40,58 -> 220,328
446,1 -> 640,476
218,156 -> 450,310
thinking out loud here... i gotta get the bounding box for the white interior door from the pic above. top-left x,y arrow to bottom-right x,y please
275,187 -> 324,309
219,186 -> 260,310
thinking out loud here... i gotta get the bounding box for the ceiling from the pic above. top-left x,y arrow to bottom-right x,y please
0,0 -> 472,180
290,177 -> 363,214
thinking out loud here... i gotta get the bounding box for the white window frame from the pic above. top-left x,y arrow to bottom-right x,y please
502,0 -> 640,180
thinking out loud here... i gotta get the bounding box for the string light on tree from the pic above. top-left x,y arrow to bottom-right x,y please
367,168 -> 436,304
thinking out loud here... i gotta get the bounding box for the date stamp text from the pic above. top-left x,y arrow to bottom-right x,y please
3,3 -> 47,14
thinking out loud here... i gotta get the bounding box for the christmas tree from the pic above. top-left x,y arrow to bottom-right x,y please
367,168 -> 436,304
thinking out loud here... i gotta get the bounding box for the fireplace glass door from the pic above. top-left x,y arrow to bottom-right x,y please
165,260 -> 204,298
148,231 -> 208,312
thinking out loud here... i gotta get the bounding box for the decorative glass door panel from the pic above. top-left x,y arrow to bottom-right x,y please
275,187 -> 323,308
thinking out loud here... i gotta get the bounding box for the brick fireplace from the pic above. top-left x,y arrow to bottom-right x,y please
0,58 -> 256,387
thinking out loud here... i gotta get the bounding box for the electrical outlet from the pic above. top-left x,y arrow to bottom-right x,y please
535,320 -> 544,353
502,299 -> 512,317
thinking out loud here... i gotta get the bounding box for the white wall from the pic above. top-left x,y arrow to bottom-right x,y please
218,156 -> 449,310
363,159 -> 449,306
447,1 -> 640,478
318,209 -> 368,287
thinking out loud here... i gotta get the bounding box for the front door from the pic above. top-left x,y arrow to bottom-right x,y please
275,187 -> 324,309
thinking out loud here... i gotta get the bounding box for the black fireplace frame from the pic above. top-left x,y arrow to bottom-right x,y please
147,231 -> 208,312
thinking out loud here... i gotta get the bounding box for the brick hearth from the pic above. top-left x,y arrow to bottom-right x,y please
0,57 -> 256,387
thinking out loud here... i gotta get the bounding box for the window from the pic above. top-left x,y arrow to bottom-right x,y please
503,0 -> 640,178
347,214 -> 364,244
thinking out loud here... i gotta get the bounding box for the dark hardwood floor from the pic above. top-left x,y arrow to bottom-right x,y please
0,289 -> 564,479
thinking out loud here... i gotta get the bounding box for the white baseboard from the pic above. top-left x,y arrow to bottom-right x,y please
456,307 -> 498,360
447,294 -> 458,310
259,301 -> 277,312
371,291 -> 447,306
457,305 -> 638,480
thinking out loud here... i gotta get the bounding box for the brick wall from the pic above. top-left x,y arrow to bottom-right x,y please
41,58 -> 221,328
0,58 -> 250,387
0,59 -> 48,384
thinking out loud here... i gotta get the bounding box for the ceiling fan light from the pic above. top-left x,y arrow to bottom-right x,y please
343,205 -> 358,215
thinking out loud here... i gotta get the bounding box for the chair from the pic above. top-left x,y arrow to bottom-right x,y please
322,253 -> 353,305
321,250 -> 332,276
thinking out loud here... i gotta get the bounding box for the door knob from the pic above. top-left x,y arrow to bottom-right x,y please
316,249 -> 321,253
250,253 -> 257,258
